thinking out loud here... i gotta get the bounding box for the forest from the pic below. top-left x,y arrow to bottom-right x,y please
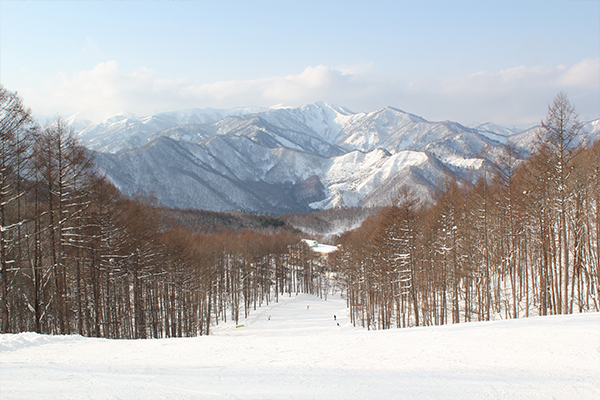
1,85 -> 598,337
335,93 -> 600,329
0,85 -> 333,338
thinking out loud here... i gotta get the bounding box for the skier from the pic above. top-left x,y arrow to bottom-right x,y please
307,305 -> 309,310
334,315 -> 336,321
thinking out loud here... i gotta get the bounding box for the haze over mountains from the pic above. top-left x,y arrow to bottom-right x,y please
69,103 -> 600,214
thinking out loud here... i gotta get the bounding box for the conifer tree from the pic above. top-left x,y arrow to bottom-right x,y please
537,92 -> 583,314
0,86 -> 36,333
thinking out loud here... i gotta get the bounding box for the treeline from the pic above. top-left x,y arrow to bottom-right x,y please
333,93 -> 600,329
0,86 -> 326,337
162,207 -> 289,234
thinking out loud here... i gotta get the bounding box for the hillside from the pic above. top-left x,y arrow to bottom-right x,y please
71,103 -> 600,215
161,207 -> 289,233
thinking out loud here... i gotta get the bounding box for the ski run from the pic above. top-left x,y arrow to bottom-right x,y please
1,293 -> 599,399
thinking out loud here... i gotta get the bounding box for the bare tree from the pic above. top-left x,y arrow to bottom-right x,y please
537,92 -> 584,314
31,118 -> 95,333
0,86 -> 36,333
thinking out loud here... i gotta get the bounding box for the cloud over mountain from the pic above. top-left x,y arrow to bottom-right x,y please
22,58 -> 599,126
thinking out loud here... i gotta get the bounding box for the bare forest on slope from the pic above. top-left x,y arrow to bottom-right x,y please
0,86 -> 327,338
1,86 -> 598,337
336,93 -> 600,328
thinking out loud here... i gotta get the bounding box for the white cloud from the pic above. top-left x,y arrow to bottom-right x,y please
434,59 -> 600,124
556,58 -> 600,88
18,58 -> 600,126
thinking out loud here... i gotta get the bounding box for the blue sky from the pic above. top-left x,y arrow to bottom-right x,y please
1,0 -> 599,125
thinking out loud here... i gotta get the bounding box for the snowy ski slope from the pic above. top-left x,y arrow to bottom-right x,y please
1,293 -> 599,399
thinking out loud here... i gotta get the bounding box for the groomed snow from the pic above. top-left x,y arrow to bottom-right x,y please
1,294 -> 599,399
311,243 -> 338,254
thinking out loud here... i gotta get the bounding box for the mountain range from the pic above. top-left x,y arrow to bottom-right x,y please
68,103 -> 600,215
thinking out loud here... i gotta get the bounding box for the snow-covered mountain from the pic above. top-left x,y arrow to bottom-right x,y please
504,118 -> 600,154
71,103 -> 600,214
76,106 -> 268,154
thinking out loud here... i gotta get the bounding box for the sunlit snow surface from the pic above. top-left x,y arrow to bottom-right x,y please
1,294 -> 599,399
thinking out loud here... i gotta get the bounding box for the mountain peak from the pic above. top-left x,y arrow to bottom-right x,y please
80,102 -> 600,215
311,101 -> 355,115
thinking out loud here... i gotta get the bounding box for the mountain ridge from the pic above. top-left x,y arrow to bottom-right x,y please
72,103 -> 600,215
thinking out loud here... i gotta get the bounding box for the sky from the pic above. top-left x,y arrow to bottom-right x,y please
1,0 -> 599,126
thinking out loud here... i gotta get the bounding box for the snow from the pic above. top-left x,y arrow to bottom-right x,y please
80,103 -> 600,214
445,155 -> 484,169
302,239 -> 339,254
1,293 -> 598,399
316,149 -> 430,208
311,243 -> 338,254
